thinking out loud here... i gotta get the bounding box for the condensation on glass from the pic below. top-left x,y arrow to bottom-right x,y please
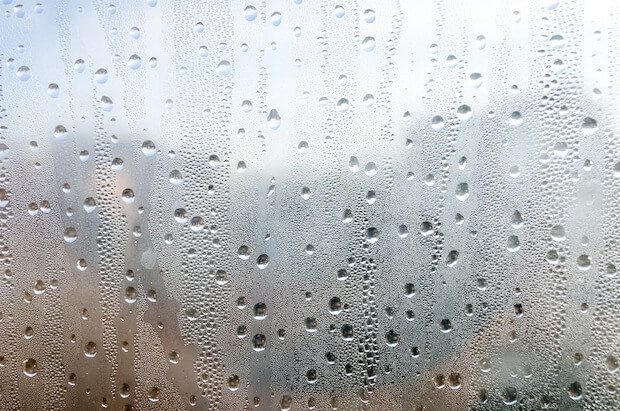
0,0 -> 618,410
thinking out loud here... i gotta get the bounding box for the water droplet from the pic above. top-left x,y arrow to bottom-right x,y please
16,66 -> 30,81
430,115 -> 444,130
252,334 -> 266,351
549,34 -> 565,49
385,330 -> 399,347
328,297 -> 342,315
169,170 -> 184,185
297,141 -> 309,154
507,235 -> 520,252
397,225 -> 409,238
257,254 -> 269,269
243,5 -> 257,21
94,68 -> 108,83
336,98 -> 349,112
267,109 -> 281,129
455,183 -> 469,201
280,395 -> 292,411
148,387 -> 160,402
470,72 -> 482,88
142,140 -> 156,156
129,26 -> 140,39
366,228 -> 379,244
54,125 -> 68,140
227,375 -> 240,391
348,156 -> 360,172
606,355 -> 618,373
23,359 -> 37,377
84,341 -> 97,357
364,162 -> 377,176
457,104 -> 472,121
567,382 -> 582,400
121,188 -> 135,204
83,197 -> 97,213
341,324 -> 354,341
99,96 -> 113,111
209,154 -> 221,169
550,225 -> 566,241
216,60 -> 231,75
74,59 -> 85,73
439,319 -> 453,333
447,373 -> 462,389
446,250 -> 459,267
125,287 -> 137,303
511,211 -> 523,228
553,141 -> 569,157
509,111 -> 523,126
301,186 -> 311,200
501,387 -> 518,405
577,254 -> 591,271
363,9 -> 375,23
215,269 -> 229,285
47,83 -> 60,97
446,55 -> 457,68
361,37 -> 376,52
420,221 -> 433,236
305,317 -> 318,332
270,12 -> 282,26
127,54 -> 142,69
64,227 -> 77,243
581,117 -> 598,135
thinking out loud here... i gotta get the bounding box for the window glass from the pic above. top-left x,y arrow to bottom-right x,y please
0,0 -> 618,409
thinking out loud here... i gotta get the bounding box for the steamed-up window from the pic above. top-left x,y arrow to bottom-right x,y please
0,0 -> 618,409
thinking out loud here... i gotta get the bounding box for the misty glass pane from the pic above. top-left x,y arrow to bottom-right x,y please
0,0 -> 619,409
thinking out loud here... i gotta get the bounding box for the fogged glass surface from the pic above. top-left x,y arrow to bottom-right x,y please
0,0 -> 619,409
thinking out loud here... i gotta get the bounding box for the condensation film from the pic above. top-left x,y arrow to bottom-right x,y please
0,0 -> 619,410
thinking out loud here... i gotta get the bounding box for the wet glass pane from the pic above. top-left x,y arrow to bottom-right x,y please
0,0 -> 619,409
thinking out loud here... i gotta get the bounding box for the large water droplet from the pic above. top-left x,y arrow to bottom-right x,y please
267,109 -> 281,129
